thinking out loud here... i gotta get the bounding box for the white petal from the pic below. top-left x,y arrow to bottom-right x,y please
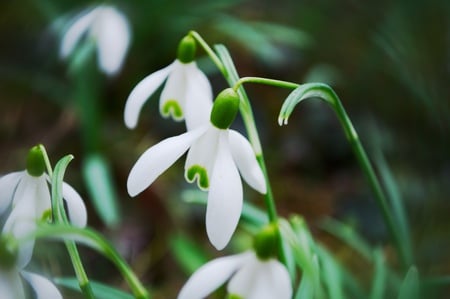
229,130 -> 267,194
0,271 -> 25,299
3,213 -> 36,269
60,7 -> 98,58
21,271 -> 62,299
206,131 -> 243,250
228,253 -> 292,299
124,62 -> 175,129
94,6 -> 131,75
127,127 -> 206,197
184,126 -> 220,190
62,182 -> 88,227
159,60 -> 186,120
0,171 -> 23,215
178,252 -> 249,299
34,175 -> 51,219
183,62 -> 213,131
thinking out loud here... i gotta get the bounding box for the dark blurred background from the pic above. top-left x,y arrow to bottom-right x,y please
0,0 -> 449,298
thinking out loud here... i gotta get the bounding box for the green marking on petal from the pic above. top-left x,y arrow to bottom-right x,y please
26,145 -> 46,177
0,235 -> 19,270
186,165 -> 209,190
227,294 -> 244,299
41,209 -> 53,223
162,100 -> 184,120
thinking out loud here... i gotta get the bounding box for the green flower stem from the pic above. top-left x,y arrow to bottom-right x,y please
51,155 -> 95,299
233,77 -> 299,91
37,144 -> 53,177
31,224 -> 150,299
189,30 -> 226,74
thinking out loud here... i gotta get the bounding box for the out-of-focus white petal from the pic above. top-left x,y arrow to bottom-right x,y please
34,175 -> 51,219
127,127 -> 206,197
124,62 -> 175,129
60,7 -> 98,58
21,271 -> 63,299
0,271 -> 25,299
3,213 -> 36,269
206,131 -> 243,250
183,62 -> 213,131
178,252 -> 249,299
228,130 -> 267,194
0,171 -> 23,215
184,126 -> 220,190
159,60 -> 186,120
94,6 -> 131,75
228,253 -> 292,299
62,182 -> 88,228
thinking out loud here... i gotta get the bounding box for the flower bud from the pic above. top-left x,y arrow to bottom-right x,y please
253,223 -> 279,260
177,35 -> 196,64
26,145 -> 46,177
0,235 -> 19,270
210,88 -> 240,130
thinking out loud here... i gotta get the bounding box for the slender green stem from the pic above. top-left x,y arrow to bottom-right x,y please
31,224 -> 149,299
189,30 -> 226,74
38,144 -> 53,177
233,77 -> 299,91
51,155 -> 95,299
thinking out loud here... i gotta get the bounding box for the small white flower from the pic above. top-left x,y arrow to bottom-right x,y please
127,119 -> 266,249
178,251 -> 292,299
123,59 -> 213,131
0,171 -> 88,265
60,5 -> 131,75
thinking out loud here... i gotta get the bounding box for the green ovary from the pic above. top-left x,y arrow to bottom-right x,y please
186,165 -> 209,190
162,100 -> 183,119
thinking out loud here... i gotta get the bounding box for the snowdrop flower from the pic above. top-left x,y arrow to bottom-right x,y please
0,233 -> 63,299
60,5 -> 131,75
127,89 -> 266,250
178,224 -> 292,299
124,35 -> 213,131
0,146 -> 88,266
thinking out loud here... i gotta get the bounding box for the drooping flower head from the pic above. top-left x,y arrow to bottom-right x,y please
124,34 -> 213,131
178,224 -> 292,299
60,4 -> 131,75
127,89 -> 266,250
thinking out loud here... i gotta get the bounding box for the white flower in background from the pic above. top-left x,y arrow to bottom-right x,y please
124,35 -> 212,131
0,234 -> 63,299
60,5 -> 131,75
0,146 -> 88,266
127,89 -> 266,250
178,251 -> 291,299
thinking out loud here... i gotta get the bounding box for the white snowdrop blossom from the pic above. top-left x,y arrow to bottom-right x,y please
60,5 -> 131,75
178,251 -> 292,299
124,36 -> 213,131
0,171 -> 88,266
0,235 -> 63,299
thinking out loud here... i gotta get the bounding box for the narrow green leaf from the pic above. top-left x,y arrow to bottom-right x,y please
370,248 -> 387,299
397,266 -> 420,299
83,154 -> 121,227
55,277 -> 134,299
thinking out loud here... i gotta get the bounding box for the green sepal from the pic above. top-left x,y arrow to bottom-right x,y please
26,145 -> 46,177
177,35 -> 197,64
253,223 -> 279,260
0,235 -> 19,270
210,88 -> 240,129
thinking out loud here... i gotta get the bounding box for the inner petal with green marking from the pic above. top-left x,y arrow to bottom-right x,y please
161,100 -> 183,120
186,164 -> 209,190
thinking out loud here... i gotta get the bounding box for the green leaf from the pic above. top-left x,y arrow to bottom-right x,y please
170,234 -> 209,275
83,154 -> 121,227
55,277 -> 134,299
369,249 -> 387,299
397,266 -> 420,299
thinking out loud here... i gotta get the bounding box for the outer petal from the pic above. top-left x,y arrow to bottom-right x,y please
62,182 -> 88,228
127,127 -> 206,197
178,252 -> 249,299
60,7 -> 98,58
0,271 -> 25,299
0,171 -> 23,215
184,126 -> 220,190
228,253 -> 292,299
94,6 -> 131,75
183,62 -> 213,131
124,62 -> 175,129
229,130 -> 267,194
206,131 -> 243,250
21,271 -> 63,299
159,60 -> 186,120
